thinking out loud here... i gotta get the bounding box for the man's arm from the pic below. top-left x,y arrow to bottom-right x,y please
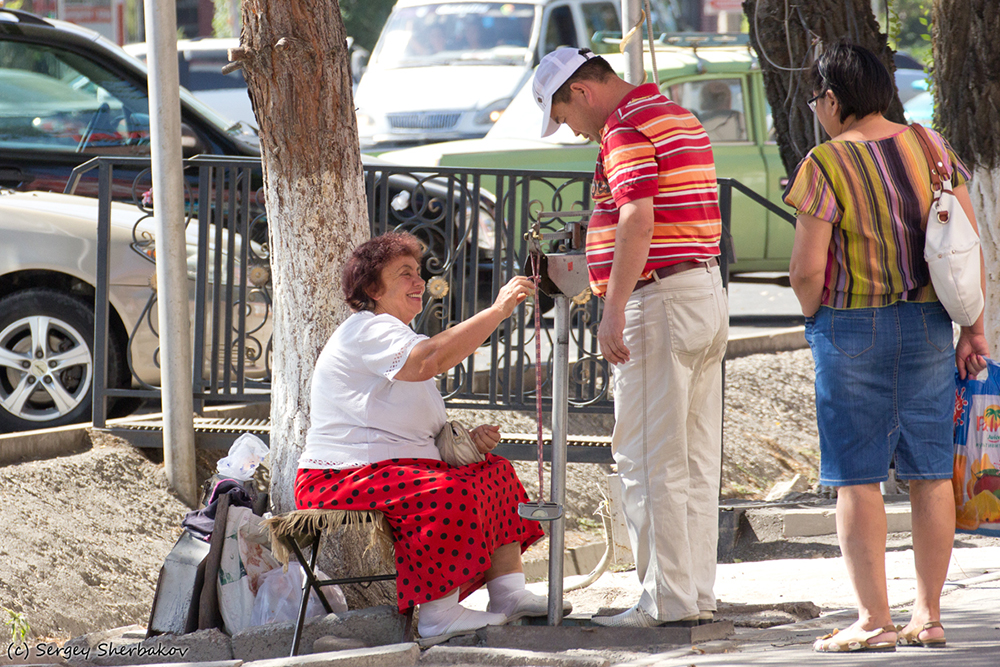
597,196 -> 654,365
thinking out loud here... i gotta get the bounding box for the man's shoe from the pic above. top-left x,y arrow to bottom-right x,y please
698,611 -> 715,625
590,605 -> 699,629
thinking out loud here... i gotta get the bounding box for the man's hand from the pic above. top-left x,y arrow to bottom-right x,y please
598,306 -> 629,365
470,424 -> 501,454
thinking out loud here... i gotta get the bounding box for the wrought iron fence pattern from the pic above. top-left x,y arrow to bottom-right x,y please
84,157 -> 768,426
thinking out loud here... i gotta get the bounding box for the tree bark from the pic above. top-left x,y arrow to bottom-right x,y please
742,0 -> 905,175
933,0 -> 1000,351
239,0 -> 369,515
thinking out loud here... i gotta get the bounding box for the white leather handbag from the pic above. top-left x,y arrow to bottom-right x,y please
434,420 -> 485,467
913,124 -> 984,327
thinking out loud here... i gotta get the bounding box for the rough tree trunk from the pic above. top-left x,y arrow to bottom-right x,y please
238,2 -> 368,513
742,0 -> 906,175
933,0 -> 1000,352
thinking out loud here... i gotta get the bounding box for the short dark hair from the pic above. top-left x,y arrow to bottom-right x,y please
342,232 -> 423,312
551,55 -> 616,106
812,41 -> 894,123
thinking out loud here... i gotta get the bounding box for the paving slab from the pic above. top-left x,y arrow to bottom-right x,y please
87,630 -> 233,666
243,643 -> 418,667
477,622 -> 733,653
419,646 -> 609,666
231,606 -> 408,661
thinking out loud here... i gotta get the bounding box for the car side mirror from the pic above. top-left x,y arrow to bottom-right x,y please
181,123 -> 206,158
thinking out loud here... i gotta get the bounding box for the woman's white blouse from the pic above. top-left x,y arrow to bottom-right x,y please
298,311 -> 446,469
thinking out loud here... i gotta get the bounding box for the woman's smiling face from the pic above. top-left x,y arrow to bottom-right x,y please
371,254 -> 425,323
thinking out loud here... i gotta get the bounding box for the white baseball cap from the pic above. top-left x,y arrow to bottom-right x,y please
532,47 -> 600,137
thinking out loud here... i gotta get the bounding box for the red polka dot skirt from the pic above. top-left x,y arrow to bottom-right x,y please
295,454 -> 545,612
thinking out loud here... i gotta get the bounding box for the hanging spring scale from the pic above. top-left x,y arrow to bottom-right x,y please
518,222 -> 563,522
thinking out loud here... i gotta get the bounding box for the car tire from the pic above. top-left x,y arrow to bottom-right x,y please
0,289 -> 127,432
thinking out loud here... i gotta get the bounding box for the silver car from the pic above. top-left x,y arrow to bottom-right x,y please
0,189 -> 268,432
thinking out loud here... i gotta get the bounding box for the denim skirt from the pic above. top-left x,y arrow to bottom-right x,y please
804,301 -> 955,486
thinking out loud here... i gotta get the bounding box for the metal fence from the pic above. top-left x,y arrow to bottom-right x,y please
83,156 -> 794,427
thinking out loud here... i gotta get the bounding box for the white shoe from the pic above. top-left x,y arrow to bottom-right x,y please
416,607 -> 506,647
488,590 -> 573,621
590,604 -> 698,628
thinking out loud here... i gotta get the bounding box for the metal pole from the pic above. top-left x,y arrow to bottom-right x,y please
145,0 -> 198,506
547,294 -> 570,625
621,0 -> 643,85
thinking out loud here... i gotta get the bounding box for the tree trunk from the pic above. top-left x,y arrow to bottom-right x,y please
239,0 -> 368,514
742,0 -> 905,175
933,0 -> 1000,351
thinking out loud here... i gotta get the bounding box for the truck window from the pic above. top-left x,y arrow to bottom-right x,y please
544,5 -> 578,52
666,78 -> 748,143
581,2 -> 621,38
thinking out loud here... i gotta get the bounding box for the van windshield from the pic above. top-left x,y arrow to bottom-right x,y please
373,2 -> 536,67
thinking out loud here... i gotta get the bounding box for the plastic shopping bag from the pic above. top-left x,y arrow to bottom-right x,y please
249,561 -> 347,626
218,506 -> 281,634
953,359 -> 1000,536
217,433 -> 270,481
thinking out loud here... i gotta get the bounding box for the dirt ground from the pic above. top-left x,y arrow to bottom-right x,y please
0,349 -> 821,642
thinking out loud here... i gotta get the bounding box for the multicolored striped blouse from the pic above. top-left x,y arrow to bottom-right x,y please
783,125 -> 971,309
586,83 -> 721,297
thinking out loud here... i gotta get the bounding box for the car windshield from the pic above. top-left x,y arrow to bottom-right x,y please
373,2 -> 536,67
486,77 -> 590,145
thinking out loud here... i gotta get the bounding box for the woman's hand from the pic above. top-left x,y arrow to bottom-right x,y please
957,328 -> 990,380
492,276 -> 535,319
470,424 -> 501,454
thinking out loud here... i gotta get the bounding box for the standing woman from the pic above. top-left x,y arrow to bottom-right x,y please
784,42 -> 989,653
295,232 -> 563,642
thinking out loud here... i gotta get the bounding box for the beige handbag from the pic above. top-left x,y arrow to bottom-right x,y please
913,124 -> 985,327
434,420 -> 485,467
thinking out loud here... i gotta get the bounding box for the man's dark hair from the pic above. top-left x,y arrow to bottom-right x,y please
342,232 -> 424,312
812,41 -> 894,123
551,55 -> 616,106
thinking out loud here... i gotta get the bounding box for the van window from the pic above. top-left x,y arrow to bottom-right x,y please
544,5 -> 578,51
581,2 -> 621,38
373,2 -> 535,67
665,78 -> 748,143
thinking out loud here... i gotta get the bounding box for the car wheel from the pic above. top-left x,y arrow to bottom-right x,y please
0,289 -> 125,432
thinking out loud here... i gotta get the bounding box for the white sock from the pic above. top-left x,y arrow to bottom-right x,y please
486,572 -> 528,616
417,588 -> 505,637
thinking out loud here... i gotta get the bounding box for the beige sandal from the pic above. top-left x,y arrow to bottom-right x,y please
896,621 -> 947,648
813,624 -> 897,653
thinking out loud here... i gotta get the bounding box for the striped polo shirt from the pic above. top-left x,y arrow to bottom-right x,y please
587,83 -> 722,297
783,125 -> 971,309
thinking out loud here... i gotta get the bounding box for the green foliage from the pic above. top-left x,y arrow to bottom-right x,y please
3,607 -> 30,643
340,0 -> 397,53
213,0 -> 236,38
879,0 -> 932,67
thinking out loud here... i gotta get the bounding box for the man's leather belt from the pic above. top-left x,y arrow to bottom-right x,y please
634,257 -> 719,292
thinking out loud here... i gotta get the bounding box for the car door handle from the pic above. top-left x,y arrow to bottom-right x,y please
0,167 -> 24,186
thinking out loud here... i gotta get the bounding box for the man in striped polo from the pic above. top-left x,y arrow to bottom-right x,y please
532,48 -> 728,628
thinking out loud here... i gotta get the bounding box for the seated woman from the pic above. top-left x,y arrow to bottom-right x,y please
294,232 -> 566,640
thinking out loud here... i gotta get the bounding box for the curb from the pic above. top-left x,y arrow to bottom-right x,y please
523,541 -> 606,581
726,326 -> 807,359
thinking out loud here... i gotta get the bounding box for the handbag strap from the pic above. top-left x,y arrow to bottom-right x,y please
911,123 -> 951,189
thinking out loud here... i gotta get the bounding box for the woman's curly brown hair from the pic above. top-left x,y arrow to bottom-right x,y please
342,232 -> 424,312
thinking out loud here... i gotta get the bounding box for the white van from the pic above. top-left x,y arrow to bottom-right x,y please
355,0 -> 676,149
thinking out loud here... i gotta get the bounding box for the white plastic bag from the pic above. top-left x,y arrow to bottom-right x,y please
217,433 -> 270,481
249,561 -> 347,626
218,506 -> 280,635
